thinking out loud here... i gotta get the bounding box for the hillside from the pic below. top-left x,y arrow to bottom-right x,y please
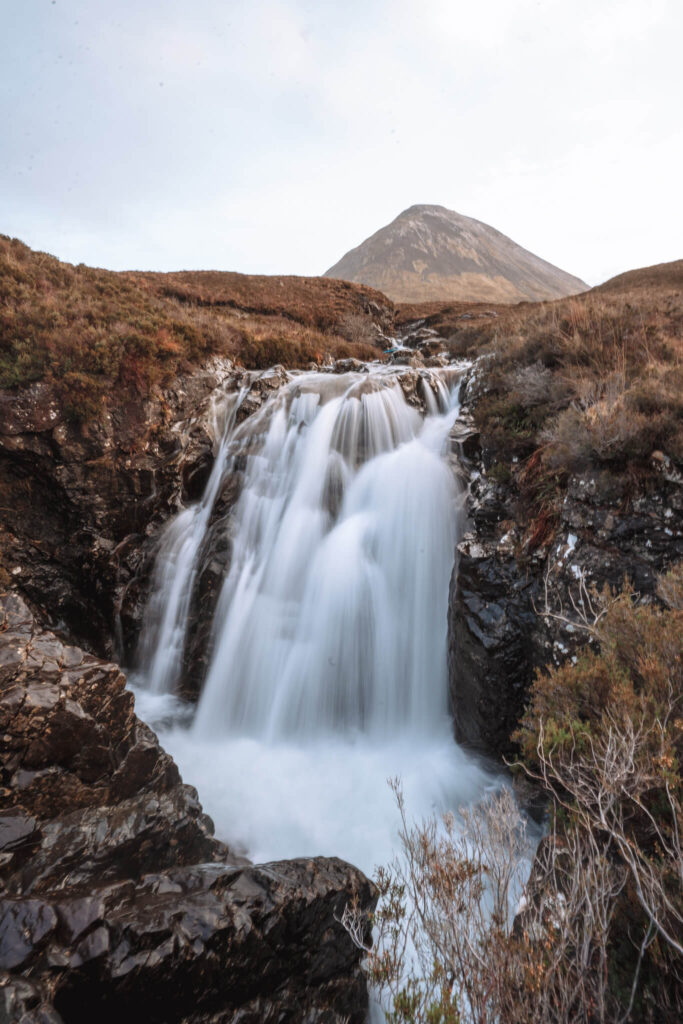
398,258 -> 683,488
0,236 -> 392,415
592,257 -> 683,293
324,204 -> 587,303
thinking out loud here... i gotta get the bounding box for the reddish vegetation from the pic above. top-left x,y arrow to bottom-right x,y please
395,297 -> 522,328
401,261 -> 683,474
138,269 -> 392,333
0,236 -> 392,418
2,232 -> 681,458
594,258 -> 683,293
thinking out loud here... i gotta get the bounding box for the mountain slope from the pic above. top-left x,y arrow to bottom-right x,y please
0,235 -> 391,395
324,204 -> 587,303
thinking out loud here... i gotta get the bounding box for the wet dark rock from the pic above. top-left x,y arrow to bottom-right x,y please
0,972 -> 63,1023
180,512 -> 235,700
400,325 -> 439,349
2,856 -> 374,1024
398,324 -> 451,364
448,364 -> 683,757
0,359 -> 241,660
390,349 -> 424,368
449,416 -> 480,461
0,592 -> 222,886
0,594 -> 376,1023
449,529 -> 537,755
178,451 -> 252,700
0,810 -> 41,875
181,448 -> 215,503
234,365 -> 289,422
0,356 -> 296,676
332,358 -> 368,374
395,369 -> 442,413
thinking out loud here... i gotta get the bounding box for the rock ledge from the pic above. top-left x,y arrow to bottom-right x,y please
0,594 -> 375,1023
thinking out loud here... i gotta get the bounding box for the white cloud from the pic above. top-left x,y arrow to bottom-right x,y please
1,0 -> 681,284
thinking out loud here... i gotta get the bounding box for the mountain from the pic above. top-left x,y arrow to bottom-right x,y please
323,204 -> 588,303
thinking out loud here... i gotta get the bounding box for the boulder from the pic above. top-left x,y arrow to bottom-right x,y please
332,358 -> 368,374
0,594 -> 376,1023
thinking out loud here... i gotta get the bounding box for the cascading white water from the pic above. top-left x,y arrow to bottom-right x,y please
195,372 -> 458,740
136,388 -> 246,694
131,365 -> 495,871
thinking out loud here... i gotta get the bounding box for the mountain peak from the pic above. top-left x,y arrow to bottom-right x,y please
397,204 -> 453,217
324,205 -> 587,303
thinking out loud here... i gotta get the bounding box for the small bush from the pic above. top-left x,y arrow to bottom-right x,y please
342,571 -> 683,1023
344,783 -> 636,1024
507,362 -> 556,406
514,571 -> 683,1018
57,371 -> 107,422
337,311 -> 378,345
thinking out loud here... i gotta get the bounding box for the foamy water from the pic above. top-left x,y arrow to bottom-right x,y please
130,366 -> 500,873
132,685 -> 496,872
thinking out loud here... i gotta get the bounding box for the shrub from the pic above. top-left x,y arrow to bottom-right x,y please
343,570 -> 683,1023
507,362 -> 556,406
57,371 -> 106,422
337,311 -> 379,345
343,784 -> 634,1024
514,569 -> 683,1019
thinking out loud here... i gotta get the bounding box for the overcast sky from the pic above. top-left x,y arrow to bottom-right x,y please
2,0 -> 681,285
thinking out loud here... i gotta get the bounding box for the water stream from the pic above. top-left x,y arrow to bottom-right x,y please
130,365 -> 497,871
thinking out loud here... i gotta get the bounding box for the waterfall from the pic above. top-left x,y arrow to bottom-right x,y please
135,388 -> 246,695
195,370 -> 461,740
130,365 -> 493,871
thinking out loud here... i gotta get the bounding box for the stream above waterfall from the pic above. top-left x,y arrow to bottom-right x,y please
129,364 -> 503,873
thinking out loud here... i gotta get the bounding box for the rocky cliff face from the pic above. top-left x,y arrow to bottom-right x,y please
393,313 -> 682,758
0,360 -> 300,669
0,361 -> 238,659
0,593 -> 376,1023
324,205 -> 587,303
447,364 -> 683,757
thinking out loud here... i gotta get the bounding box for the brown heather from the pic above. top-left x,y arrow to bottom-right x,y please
513,566 -> 683,1020
0,236 -> 390,419
2,232 -> 681,470
397,262 -> 683,544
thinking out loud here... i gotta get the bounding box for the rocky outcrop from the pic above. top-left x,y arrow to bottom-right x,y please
448,372 -> 683,757
0,593 -> 376,1023
0,361 -> 240,659
1,857 -> 374,1024
174,365 -> 292,697
0,362 -> 298,669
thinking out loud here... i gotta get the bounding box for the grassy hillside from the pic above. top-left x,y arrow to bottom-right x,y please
0,236 -> 392,419
2,233 -> 680,463
400,261 -> 682,511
